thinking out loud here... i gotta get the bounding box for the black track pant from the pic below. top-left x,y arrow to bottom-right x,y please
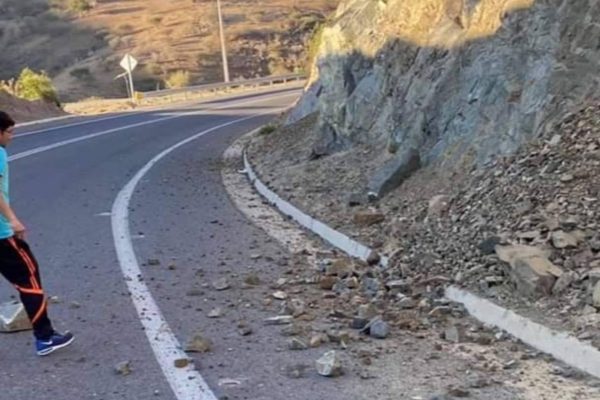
0,237 -> 53,340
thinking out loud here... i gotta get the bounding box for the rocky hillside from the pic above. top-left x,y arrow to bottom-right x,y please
289,0 -> 600,197
0,0 -> 338,100
247,0 -> 600,348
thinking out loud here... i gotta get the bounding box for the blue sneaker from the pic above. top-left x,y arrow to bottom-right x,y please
36,331 -> 74,356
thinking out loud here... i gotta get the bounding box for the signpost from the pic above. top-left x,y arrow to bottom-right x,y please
216,0 -> 230,83
114,71 -> 130,99
119,54 -> 138,100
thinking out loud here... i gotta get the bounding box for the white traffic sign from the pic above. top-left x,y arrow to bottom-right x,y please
120,54 -> 138,72
119,54 -> 137,100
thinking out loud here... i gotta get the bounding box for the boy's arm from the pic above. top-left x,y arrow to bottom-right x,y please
0,176 -> 25,239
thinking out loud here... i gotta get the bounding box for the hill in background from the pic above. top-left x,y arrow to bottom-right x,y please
0,0 -> 337,101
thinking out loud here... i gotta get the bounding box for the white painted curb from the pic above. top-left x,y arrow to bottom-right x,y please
446,287 -> 600,378
243,151 -> 388,266
242,146 -> 600,380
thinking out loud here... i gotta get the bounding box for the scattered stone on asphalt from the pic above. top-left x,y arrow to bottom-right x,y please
272,290 -> 288,300
280,323 -> 303,337
174,358 -> 190,369
327,329 -> 351,344
212,278 -> 230,291
364,317 -> 390,339
288,338 -> 308,351
283,298 -> 306,317
0,301 -> 32,332
115,361 -> 132,376
244,273 -> 261,286
309,334 -> 327,348
357,303 -> 378,320
218,378 -> 242,387
264,315 -> 293,325
237,321 -> 253,336
316,350 -> 343,377
69,301 -> 81,309
185,332 -> 212,353
208,308 -> 223,318
147,259 -> 160,266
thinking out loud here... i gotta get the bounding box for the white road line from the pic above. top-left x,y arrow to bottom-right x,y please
9,91 -> 300,162
15,84 -> 302,138
15,113 -> 135,138
111,106 -> 289,400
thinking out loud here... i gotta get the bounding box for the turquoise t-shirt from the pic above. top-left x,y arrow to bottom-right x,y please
0,147 -> 13,239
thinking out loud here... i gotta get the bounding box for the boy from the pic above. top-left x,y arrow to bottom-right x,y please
0,111 -> 73,356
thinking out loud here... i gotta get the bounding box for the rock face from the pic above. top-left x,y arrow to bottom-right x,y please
290,0 -> 600,195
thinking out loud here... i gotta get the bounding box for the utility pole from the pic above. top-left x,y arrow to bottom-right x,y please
216,0 -> 230,82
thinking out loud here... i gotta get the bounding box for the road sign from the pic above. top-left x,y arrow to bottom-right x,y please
120,54 -> 138,73
119,54 -> 137,100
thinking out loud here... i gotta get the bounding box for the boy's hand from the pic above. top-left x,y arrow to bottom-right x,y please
11,219 -> 26,240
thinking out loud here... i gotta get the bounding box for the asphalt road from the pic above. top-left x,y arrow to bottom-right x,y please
0,87 -> 303,400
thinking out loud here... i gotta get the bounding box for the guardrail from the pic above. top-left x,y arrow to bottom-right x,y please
141,73 -> 306,100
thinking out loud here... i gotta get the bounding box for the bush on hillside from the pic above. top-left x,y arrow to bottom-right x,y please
165,70 -> 191,89
15,68 -> 60,104
68,0 -> 93,13
306,23 -> 325,72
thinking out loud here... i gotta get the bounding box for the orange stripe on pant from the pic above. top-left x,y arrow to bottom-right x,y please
8,238 -> 47,323
15,285 -> 44,295
32,298 -> 48,324
8,238 -> 40,289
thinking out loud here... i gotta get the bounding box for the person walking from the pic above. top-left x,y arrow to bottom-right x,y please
0,111 -> 74,356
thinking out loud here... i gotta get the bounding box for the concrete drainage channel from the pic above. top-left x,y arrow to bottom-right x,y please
241,134 -> 600,380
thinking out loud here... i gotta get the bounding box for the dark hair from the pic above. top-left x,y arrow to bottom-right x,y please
0,111 -> 15,132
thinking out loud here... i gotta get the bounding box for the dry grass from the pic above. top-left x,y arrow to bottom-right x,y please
0,0 -> 338,101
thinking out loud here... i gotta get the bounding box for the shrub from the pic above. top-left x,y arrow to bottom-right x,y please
68,0 -> 93,13
15,68 -> 59,104
306,23 -> 325,71
165,70 -> 191,89
146,15 -> 163,27
258,124 -> 277,136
